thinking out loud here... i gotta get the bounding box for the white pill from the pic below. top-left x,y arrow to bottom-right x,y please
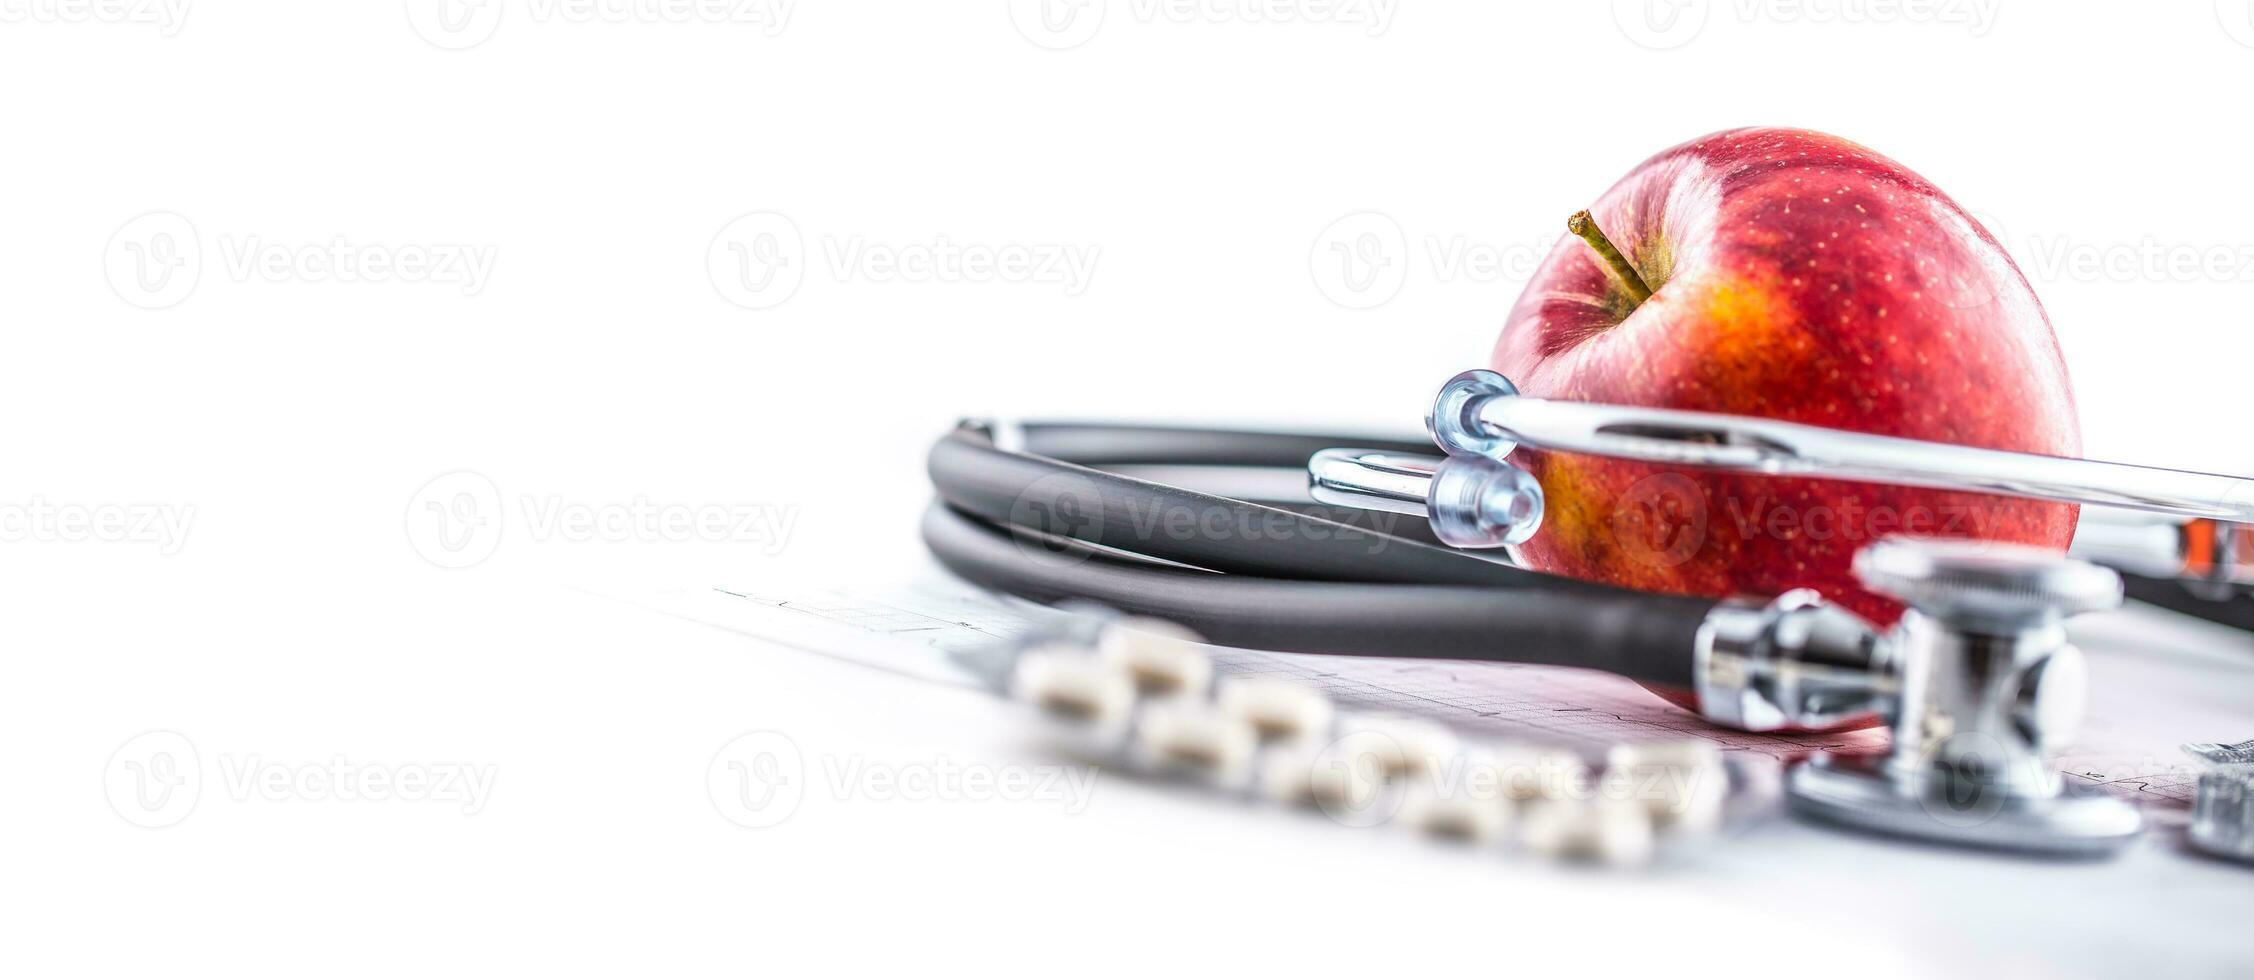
1098,618 -> 1212,697
1604,741 -> 1728,833
1518,798 -> 1657,867
1137,701 -> 1259,787
1591,801 -> 1659,866
1397,779 -> 1514,844
1332,713 -> 1460,780
1216,676 -> 1336,743
1259,743 -> 1383,814
1011,647 -> 1137,732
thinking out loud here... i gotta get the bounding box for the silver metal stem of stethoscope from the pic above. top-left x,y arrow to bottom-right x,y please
1316,441 -> 2208,572
1309,447 -> 1546,549
1427,369 -> 2254,523
1306,449 -> 1434,517
1309,446 -> 2210,569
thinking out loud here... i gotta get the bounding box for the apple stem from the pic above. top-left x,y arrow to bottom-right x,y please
1567,210 -> 1652,308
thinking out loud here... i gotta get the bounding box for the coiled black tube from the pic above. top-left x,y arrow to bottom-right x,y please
921,423 -> 1716,688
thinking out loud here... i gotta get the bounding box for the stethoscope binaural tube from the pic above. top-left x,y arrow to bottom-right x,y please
1307,444 -> 2251,576
1401,369 -> 2254,613
1427,369 -> 2254,525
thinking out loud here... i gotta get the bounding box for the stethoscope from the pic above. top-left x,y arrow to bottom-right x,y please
921,370 -> 2254,856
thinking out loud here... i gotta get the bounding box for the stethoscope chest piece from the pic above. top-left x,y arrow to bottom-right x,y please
1783,538 -> 2145,855
1789,752 -> 2143,857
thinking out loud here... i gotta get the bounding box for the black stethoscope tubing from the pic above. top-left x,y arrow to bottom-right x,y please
922,422 -> 1717,689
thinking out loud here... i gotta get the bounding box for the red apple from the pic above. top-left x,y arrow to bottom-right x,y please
1493,127 -> 2079,672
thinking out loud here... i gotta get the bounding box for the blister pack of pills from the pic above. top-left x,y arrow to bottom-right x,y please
998,615 -> 1769,868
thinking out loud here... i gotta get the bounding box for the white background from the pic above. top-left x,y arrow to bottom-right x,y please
9,1 -> 2254,976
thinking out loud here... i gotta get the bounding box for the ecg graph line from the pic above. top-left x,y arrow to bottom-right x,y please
718,586 -> 1034,653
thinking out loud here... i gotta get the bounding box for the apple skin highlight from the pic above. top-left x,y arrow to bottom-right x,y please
1494,127 -> 2080,644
